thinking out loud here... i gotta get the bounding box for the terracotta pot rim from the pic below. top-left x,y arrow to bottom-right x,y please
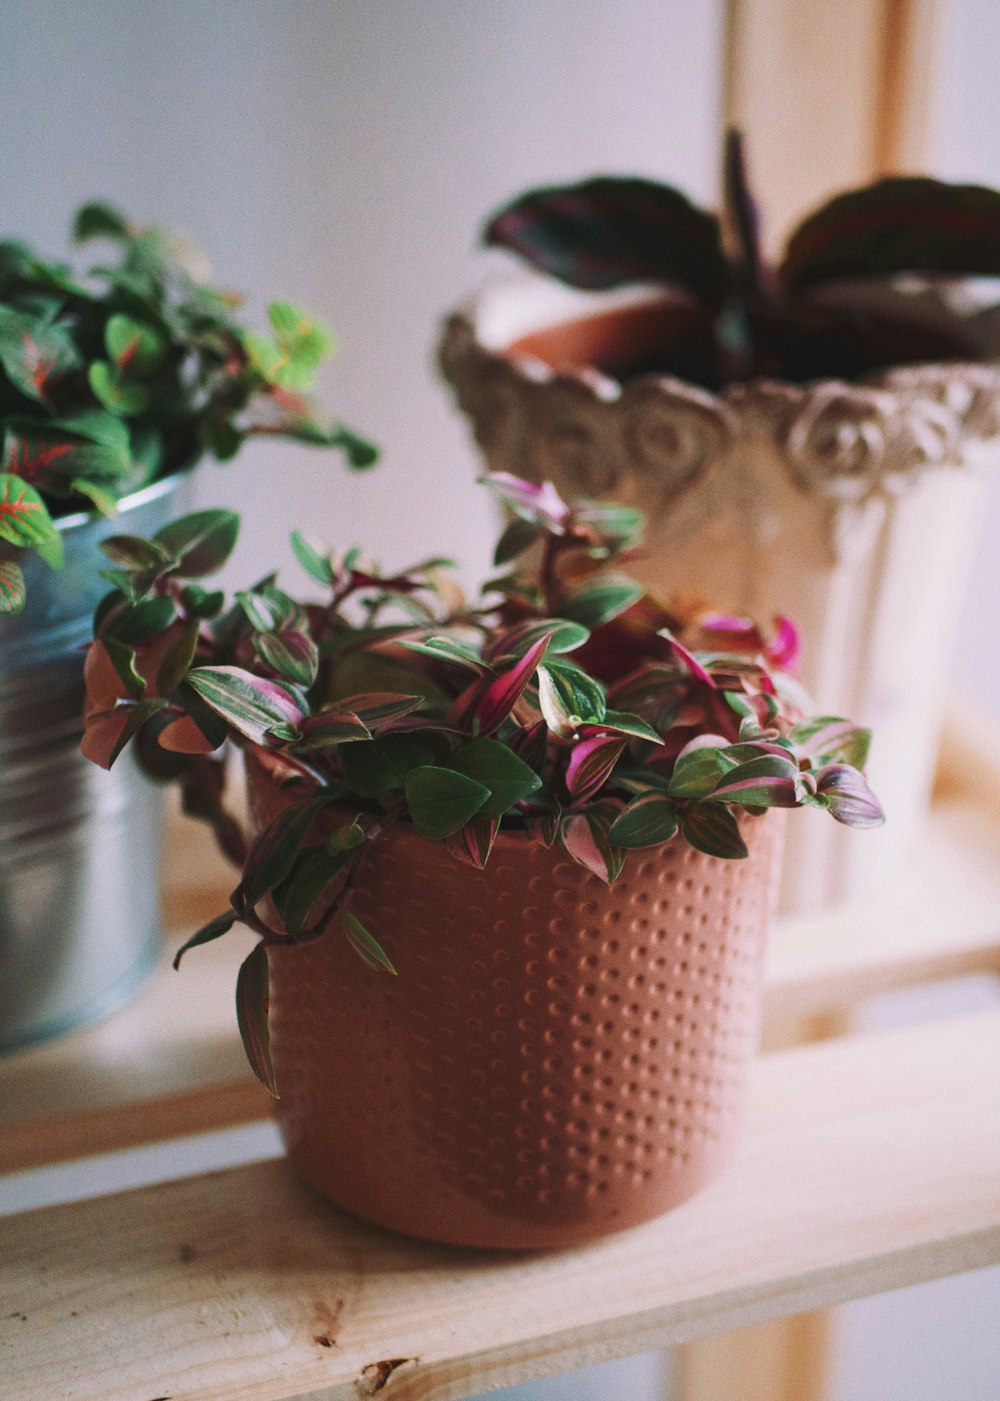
444,273 -> 1000,424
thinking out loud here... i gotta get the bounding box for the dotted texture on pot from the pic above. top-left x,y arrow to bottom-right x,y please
260,791 -> 784,1249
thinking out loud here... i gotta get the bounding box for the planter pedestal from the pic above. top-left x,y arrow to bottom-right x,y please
250,753 -> 784,1250
440,279 -> 1000,914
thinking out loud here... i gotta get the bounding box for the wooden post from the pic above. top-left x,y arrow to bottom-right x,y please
673,3 -> 946,1398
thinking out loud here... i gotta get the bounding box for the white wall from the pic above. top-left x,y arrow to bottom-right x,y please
3,0 -> 725,596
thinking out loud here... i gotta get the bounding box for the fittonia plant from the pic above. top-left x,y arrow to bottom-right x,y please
484,131 -> 1000,387
0,201 -> 376,614
80,472 -> 884,1089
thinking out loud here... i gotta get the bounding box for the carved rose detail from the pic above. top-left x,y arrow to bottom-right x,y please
438,310 -> 1000,526
620,379 -> 732,510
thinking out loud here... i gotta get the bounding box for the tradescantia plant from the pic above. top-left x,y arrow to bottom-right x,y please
0,201 -> 376,614
80,473 -> 883,1091
484,130 -> 1000,388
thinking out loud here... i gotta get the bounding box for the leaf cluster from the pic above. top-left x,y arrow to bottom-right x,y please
80,473 -> 885,1091
0,201 -> 377,615
484,131 -> 1000,390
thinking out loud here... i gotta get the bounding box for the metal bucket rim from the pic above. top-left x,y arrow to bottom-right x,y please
52,469 -> 192,539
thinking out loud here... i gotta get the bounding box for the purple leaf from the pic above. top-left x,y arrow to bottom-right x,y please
815,764 -> 886,828
476,632 -> 553,734
480,473 -> 571,532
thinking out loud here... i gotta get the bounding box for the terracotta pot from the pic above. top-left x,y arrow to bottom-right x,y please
248,750 -> 785,1250
439,276 -> 1000,914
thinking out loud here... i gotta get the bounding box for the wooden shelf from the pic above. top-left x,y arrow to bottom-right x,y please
3,792 -> 998,1176
4,1007 -> 999,1401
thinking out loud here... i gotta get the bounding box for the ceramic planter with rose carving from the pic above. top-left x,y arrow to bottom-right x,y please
0,202 -> 376,1051
79,473 -> 882,1248
440,138 -> 1000,912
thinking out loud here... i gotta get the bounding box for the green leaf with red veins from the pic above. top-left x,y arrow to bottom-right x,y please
0,306 -> 80,404
239,795 -> 334,910
476,632 -> 554,734
256,629 -> 319,688
558,576 -> 645,629
404,765 -> 491,838
445,737 -> 542,818
172,909 -> 238,969
561,804 -> 626,884
565,735 -> 626,804
537,660 -> 606,738
788,716 -> 872,770
154,509 -> 240,578
88,361 -> 149,416
185,665 -> 304,746
104,313 -> 165,376
0,473 -> 61,554
707,754 -> 806,808
0,561 -> 26,614
813,764 -> 886,828
609,792 -> 680,848
681,802 -> 749,859
236,944 -> 278,1097
341,910 -> 397,974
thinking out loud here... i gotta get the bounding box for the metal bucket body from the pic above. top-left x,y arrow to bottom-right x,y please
0,475 -> 186,1052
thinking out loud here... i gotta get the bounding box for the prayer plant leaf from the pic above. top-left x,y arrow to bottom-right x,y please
236,943 -> 278,1098
782,176 -> 1000,290
484,176 -> 727,301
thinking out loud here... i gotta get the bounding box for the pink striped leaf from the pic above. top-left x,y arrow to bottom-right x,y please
565,735 -> 626,804
789,716 -> 872,769
185,665 -> 304,746
561,803 -> 626,884
707,754 -> 805,808
476,632 -> 553,734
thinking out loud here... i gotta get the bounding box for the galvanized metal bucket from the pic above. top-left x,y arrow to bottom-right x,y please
0,474 -> 188,1053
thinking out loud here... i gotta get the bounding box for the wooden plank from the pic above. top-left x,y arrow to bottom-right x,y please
3,797 -> 998,1176
3,1009 -> 999,1401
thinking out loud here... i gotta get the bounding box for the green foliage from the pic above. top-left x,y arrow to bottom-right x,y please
0,202 -> 378,608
